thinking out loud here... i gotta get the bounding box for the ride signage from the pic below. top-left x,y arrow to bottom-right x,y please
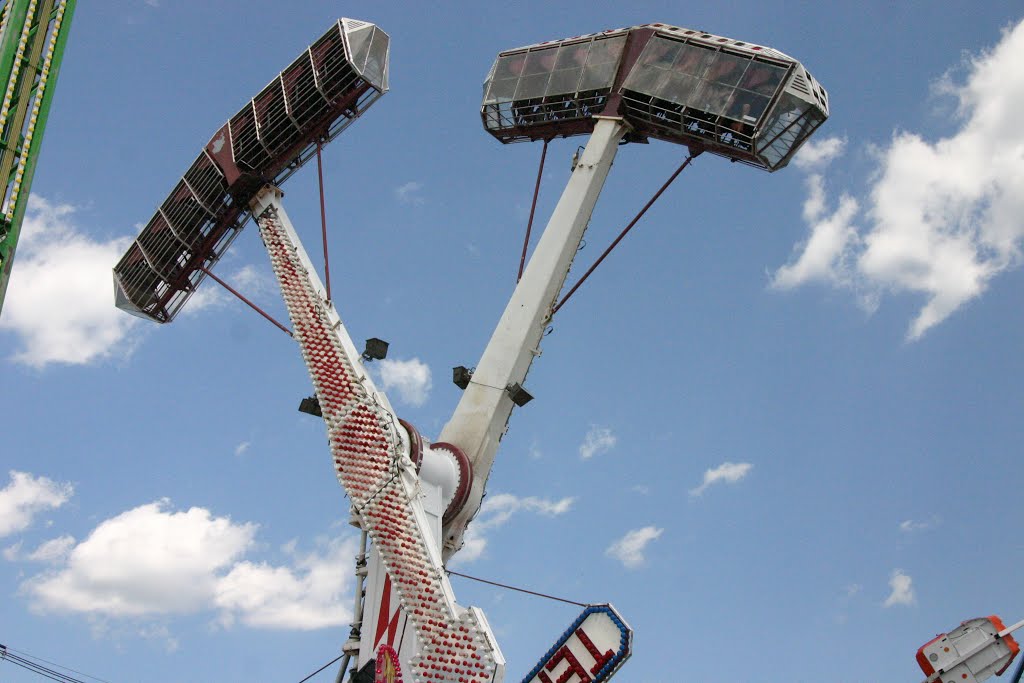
521,605 -> 632,683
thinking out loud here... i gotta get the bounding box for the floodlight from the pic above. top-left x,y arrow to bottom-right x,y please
361,337 -> 389,362
506,382 -> 533,407
298,396 -> 323,417
453,366 -> 473,390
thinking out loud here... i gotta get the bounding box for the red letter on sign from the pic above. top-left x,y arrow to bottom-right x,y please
538,645 -> 592,683
575,627 -> 614,674
374,574 -> 402,649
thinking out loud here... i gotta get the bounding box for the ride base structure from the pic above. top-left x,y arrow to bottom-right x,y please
112,17 -> 832,683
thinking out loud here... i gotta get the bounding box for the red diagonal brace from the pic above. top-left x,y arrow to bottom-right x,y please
553,153 -> 698,315
316,140 -> 333,303
518,138 -> 550,283
198,265 -> 292,337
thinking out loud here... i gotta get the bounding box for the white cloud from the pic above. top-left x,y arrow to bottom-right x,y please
377,357 -> 432,407
899,519 -> 932,533
773,20 -> 1024,340
689,462 -> 753,497
26,535 -> 76,563
883,569 -> 916,607
605,526 -> 663,569
234,441 -> 250,457
395,181 -> 424,206
579,425 -> 616,460
138,623 -> 178,653
454,493 -> 574,565
227,264 -> 273,298
25,500 -> 257,616
772,171 -> 860,290
844,583 -> 863,599
3,542 -> 22,561
0,196 -> 142,367
793,135 -> 847,171
20,499 -> 357,631
0,470 -> 73,537
215,535 -> 356,630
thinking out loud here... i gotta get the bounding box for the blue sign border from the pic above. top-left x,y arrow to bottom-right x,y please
519,604 -> 632,683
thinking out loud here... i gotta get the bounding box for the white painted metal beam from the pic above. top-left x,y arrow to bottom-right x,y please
439,117 -> 627,561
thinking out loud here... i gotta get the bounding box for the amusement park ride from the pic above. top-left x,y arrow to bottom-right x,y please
102,14 -> 1020,683
0,0 -> 75,316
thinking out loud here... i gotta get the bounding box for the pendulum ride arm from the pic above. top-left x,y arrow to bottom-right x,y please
438,116 -> 628,561
249,185 -> 503,683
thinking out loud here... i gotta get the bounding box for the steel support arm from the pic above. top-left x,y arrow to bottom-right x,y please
439,117 -> 627,561
249,185 -> 395,417
251,185 -> 505,683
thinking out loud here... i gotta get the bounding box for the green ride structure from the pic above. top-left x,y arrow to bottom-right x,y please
0,0 -> 74,317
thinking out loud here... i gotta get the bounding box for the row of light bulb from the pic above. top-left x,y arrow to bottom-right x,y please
0,3 -> 13,56
254,211 -> 402,508
256,206 -> 498,682
360,481 -> 498,680
6,1 -> 67,223
0,0 -> 36,135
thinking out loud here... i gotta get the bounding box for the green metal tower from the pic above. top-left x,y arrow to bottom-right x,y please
0,0 -> 75,317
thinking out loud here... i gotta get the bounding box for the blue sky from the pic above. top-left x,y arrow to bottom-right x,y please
2,2 -> 1024,682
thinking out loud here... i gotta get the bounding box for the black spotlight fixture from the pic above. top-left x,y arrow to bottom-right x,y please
453,366 -> 473,390
298,396 -> 323,417
361,337 -> 389,362
506,382 -> 533,407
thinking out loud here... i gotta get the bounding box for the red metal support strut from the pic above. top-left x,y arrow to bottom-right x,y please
316,140 -> 333,302
518,139 -> 550,283
552,152 -> 699,315
199,265 -> 293,337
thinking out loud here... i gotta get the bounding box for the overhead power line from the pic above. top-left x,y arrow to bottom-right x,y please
0,643 -> 99,683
